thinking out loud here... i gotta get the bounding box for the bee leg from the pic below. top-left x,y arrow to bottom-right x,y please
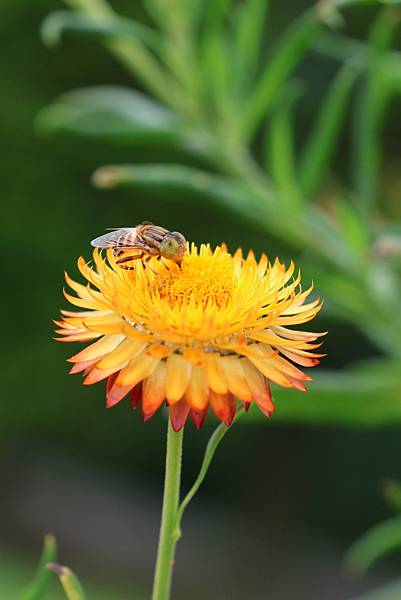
116,254 -> 143,265
116,254 -> 143,270
143,255 -> 157,275
160,257 -> 172,272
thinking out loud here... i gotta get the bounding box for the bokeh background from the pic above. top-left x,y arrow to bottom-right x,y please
2,1 -> 401,599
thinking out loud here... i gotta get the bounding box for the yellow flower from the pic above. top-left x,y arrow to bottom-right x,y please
55,244 -> 324,430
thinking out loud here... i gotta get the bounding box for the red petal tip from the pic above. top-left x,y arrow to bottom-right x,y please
142,411 -> 156,422
191,408 -> 208,429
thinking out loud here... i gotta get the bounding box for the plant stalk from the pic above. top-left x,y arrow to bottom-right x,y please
151,419 -> 184,600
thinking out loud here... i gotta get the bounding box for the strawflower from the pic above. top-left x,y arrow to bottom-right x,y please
55,243 -> 324,429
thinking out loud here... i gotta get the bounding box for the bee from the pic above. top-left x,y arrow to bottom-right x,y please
90,222 -> 186,269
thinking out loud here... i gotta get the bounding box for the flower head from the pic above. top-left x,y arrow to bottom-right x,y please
55,244 -> 324,430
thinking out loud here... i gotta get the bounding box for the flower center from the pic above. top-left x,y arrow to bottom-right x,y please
153,250 -> 235,308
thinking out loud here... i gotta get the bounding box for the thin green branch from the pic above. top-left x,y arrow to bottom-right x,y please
243,10 -> 320,140
300,63 -> 359,196
19,535 -> 57,600
265,81 -> 304,211
174,408 -> 244,540
353,8 -> 401,211
63,0 -> 186,113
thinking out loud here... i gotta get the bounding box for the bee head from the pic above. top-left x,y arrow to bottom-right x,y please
160,231 -> 186,261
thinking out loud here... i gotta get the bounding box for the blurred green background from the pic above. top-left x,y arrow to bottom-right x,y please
2,1 -> 401,599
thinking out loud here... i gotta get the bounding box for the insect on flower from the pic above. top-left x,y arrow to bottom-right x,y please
91,222 -> 187,269
56,242 -> 325,431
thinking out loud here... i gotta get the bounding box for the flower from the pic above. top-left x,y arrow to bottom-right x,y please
55,244 -> 324,430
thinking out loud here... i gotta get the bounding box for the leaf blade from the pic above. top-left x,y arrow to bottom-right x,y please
18,535 -> 57,600
345,515 -> 401,575
41,10 -> 160,50
46,564 -> 87,600
300,64 -> 359,196
244,10 -> 320,139
36,86 -> 184,143
243,361 -> 401,427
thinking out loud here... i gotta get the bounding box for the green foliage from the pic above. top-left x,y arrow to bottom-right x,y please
46,564 -> 87,600
353,8 -> 401,211
41,10 -> 160,50
39,0 -> 401,430
299,64 -> 359,196
18,535 -> 57,600
345,480 -> 401,593
351,578 -> 401,600
345,514 -> 401,574
36,87 -> 187,144
246,360 -> 401,426
244,10 -> 320,139
266,81 -> 303,211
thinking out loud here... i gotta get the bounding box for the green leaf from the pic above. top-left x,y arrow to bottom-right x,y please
41,10 -> 160,50
233,0 -> 269,83
243,361 -> 401,427
46,564 -> 87,600
332,0 -> 401,7
19,535 -> 57,600
300,64 -> 359,197
382,480 -> 401,513
244,9 -> 320,139
345,515 -> 401,575
92,163 -> 270,226
202,0 -> 231,31
265,81 -> 303,210
36,86 -> 185,143
334,198 -> 371,255
313,31 -> 369,65
200,29 -> 232,115
353,8 -> 401,211
62,0 -> 184,113
350,578 -> 401,600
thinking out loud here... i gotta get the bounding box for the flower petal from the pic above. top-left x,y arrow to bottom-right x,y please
220,356 -> 252,402
204,353 -> 227,394
169,398 -> 190,431
166,354 -> 192,403
186,366 -> 209,410
116,353 -> 160,387
209,391 -> 236,426
68,334 -> 125,363
142,361 -> 167,417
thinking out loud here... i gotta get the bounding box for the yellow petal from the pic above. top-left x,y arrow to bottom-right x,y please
204,353 -> 227,394
69,334 -> 125,363
83,313 -> 124,335
166,354 -> 192,403
96,339 -> 147,370
142,362 -> 167,414
186,366 -> 209,410
116,353 -> 160,386
220,356 -> 252,402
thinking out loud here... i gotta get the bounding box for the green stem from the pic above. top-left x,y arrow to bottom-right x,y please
63,0 -> 186,112
151,419 -> 184,600
174,408 -> 244,539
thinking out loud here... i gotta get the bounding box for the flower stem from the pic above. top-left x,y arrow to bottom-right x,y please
174,407 -> 245,539
151,419 -> 184,600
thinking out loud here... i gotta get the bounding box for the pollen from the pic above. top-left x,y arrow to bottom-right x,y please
154,247 -> 235,308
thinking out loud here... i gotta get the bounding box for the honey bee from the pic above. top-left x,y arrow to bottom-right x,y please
90,222 -> 186,269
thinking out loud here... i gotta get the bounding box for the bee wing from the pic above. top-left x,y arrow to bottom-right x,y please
91,228 -> 137,248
